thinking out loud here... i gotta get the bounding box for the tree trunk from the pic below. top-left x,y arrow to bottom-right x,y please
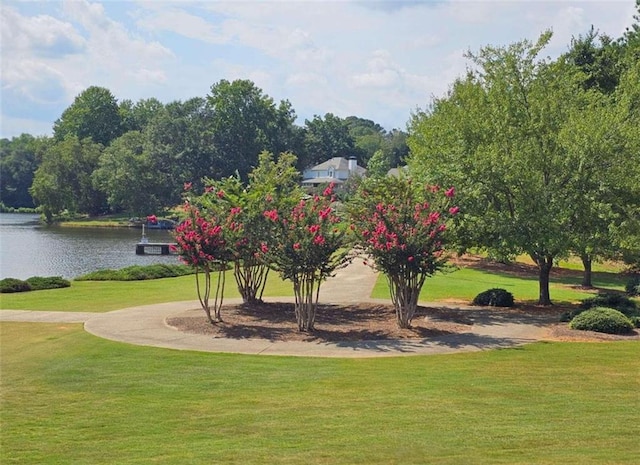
234,261 -> 269,304
292,272 -> 321,332
388,273 -> 426,329
580,253 -> 593,288
534,255 -> 554,306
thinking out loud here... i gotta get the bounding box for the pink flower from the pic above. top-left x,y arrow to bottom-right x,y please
217,190 -> 225,198
449,206 -> 460,215
260,243 -> 269,253
293,242 -> 301,250
445,187 -> 455,198
408,256 -> 414,262
183,182 -> 192,191
263,209 -> 279,221
308,224 -> 320,234
205,185 -> 214,193
230,206 -> 242,215
313,235 -> 325,246
323,183 -> 335,197
265,194 -> 273,202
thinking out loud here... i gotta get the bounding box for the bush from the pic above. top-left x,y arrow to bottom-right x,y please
76,264 -> 193,281
472,288 -> 514,307
626,275 -> 640,296
26,276 -> 71,290
562,293 -> 640,322
0,278 -> 32,293
630,316 -> 640,328
569,307 -> 634,335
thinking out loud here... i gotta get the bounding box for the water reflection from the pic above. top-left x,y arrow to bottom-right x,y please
0,213 -> 180,279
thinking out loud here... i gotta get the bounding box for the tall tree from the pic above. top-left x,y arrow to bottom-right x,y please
207,79 -> 296,179
92,131 -> 167,215
409,32 -> 606,305
0,134 -> 48,208
301,113 -> 357,169
53,86 -> 123,146
30,136 -> 106,221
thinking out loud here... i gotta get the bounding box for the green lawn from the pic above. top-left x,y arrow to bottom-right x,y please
1,322 -> 638,464
0,273 -> 292,312
372,266 -> 626,304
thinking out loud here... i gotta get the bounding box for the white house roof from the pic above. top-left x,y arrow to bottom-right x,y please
307,157 -> 367,176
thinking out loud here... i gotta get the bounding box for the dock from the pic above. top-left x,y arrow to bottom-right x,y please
135,242 -> 177,255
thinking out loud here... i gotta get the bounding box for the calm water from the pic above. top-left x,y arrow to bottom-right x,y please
0,213 -> 180,279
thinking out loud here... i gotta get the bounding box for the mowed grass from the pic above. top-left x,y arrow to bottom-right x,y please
372,266 -> 626,304
1,322 -> 638,464
0,273 -> 292,312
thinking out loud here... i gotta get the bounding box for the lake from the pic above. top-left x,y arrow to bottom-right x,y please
0,213 -> 180,280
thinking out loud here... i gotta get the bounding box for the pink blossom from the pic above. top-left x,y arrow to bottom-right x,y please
408,256 -> 414,262
217,190 -> 225,198
449,206 -> 460,215
230,206 -> 242,215
308,224 -> 320,234
313,235 -> 325,246
183,182 -> 192,191
205,186 -> 214,193
260,243 -> 269,253
445,187 -> 455,198
263,209 -> 279,221
323,183 -> 335,197
265,194 -> 273,202
293,242 -> 301,250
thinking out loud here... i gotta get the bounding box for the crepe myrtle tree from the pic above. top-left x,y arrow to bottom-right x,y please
349,174 -> 459,328
172,187 -> 236,323
261,183 -> 350,332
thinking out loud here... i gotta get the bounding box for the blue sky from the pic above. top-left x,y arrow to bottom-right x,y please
1,0 -> 636,138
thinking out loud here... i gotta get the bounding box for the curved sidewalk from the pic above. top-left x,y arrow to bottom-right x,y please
0,258 -> 555,358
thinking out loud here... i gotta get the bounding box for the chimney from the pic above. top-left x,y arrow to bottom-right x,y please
348,156 -> 357,172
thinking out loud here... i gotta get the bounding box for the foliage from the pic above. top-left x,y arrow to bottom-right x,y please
349,174 -> 458,328
408,31 -> 636,305
626,275 -> 640,296
173,201 -> 232,323
75,264 -> 193,281
0,134 -> 47,209
25,276 -> 71,290
261,182 -> 349,331
208,79 -> 300,180
53,86 -> 123,146
0,278 -> 31,293
30,135 -> 107,222
301,113 -> 358,169
1,276 -> 71,293
472,288 -> 515,307
561,292 -> 639,321
569,307 -> 634,334
197,151 -> 302,303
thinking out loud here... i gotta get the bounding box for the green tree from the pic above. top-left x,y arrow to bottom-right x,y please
409,32 -> 600,305
0,134 -> 48,208
119,98 -> 165,133
30,136 -> 106,221
53,86 -> 123,146
92,131 -> 167,215
366,149 -> 391,178
208,79 -> 297,179
301,113 -> 357,169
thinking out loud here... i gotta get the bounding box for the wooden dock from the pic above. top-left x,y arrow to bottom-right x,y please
135,242 -> 177,255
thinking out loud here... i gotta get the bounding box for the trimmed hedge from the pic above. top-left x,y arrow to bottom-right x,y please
562,293 -> 640,322
26,276 -> 70,290
76,264 -> 193,281
0,278 -> 32,293
569,307 -> 634,335
472,288 -> 514,307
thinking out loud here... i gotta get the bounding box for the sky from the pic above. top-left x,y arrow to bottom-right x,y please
1,0 -> 636,139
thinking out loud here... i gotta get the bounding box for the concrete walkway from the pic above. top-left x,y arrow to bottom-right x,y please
0,258 -> 555,358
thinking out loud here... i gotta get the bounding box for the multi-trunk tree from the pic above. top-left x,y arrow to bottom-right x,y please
408,31 -> 635,305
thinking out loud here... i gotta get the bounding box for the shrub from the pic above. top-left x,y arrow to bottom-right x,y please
76,264 -> 193,281
630,316 -> 640,328
580,293 -> 639,317
26,276 -> 71,290
472,288 -> 515,307
626,275 -> 640,296
0,278 -> 31,293
569,307 -> 634,335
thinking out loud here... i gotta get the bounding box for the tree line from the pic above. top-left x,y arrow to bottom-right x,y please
0,80 -> 409,219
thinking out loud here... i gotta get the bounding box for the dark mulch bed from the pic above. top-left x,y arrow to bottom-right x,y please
167,302 -> 640,343
167,302 -> 472,342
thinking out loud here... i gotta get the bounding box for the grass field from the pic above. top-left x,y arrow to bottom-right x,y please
1,257 -> 639,463
1,322 -> 638,464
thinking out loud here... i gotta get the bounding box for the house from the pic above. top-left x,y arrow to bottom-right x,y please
301,156 -> 366,187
